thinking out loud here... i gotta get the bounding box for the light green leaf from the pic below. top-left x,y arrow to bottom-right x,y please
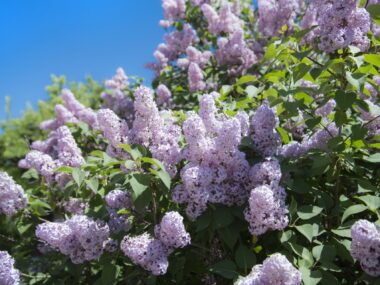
297,206 -> 323,220
72,168 -> 86,187
295,224 -> 320,243
300,268 -> 323,285
356,195 -> 380,212
364,53 -> 380,68
86,177 -> 99,193
209,260 -> 238,279
341,204 -> 367,223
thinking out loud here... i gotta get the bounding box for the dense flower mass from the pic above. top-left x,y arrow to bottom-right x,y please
173,92 -> 251,219
351,220 -> 380,277
120,233 -> 170,275
302,0 -> 371,52
0,171 -> 27,216
0,251 -> 20,285
105,189 -> 132,210
235,253 -> 302,285
154,211 -> 191,248
257,0 -> 302,37
36,215 -> 110,264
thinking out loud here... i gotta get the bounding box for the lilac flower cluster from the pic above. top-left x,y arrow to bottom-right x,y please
369,0 -> 380,37
351,219 -> 380,277
258,0 -> 302,37
63,198 -> 87,215
151,24 -> 198,74
36,215 -> 110,264
19,126 -> 85,187
0,251 -> 20,285
250,105 -> 281,157
235,253 -> 302,285
201,2 -> 243,35
244,185 -> 288,236
302,0 -> 371,52
281,123 -> 339,158
315,99 -> 336,117
188,62 -> 206,92
154,211 -> 191,248
156,84 -> 172,105
121,211 -> 190,275
173,93 -> 251,219
360,101 -> 380,137
364,76 -> 380,101
105,189 -> 132,209
40,89 -> 97,130
215,29 -> 257,75
177,46 -> 212,70
101,68 -> 134,120
0,171 -> 27,217
160,0 -> 186,28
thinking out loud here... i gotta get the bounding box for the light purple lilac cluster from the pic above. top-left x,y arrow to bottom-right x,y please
351,219 -> 380,277
0,171 -> 27,217
369,0 -> 380,37
101,68 -> 134,121
19,126 -> 85,187
190,0 -> 208,7
150,24 -> 198,74
36,215 -> 110,264
315,99 -> 336,117
245,158 -> 288,236
160,0 -> 186,28
301,0 -> 371,52
235,253 -> 302,285
156,84 -> 172,106
120,211 -> 190,275
98,86 -> 182,176
173,92 -> 251,219
63,198 -> 87,215
360,101 -> 380,137
0,251 -> 20,285
40,89 -> 98,130
364,76 -> 380,102
250,105 -> 281,157
215,29 -> 257,75
257,0 -> 302,37
201,2 -> 243,35
105,189 -> 132,233
177,46 -> 212,70
188,62 -> 206,92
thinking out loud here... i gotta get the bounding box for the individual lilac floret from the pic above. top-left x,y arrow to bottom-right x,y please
258,0 -> 302,37
105,190 -> 132,210
155,211 -> 191,249
215,29 -> 257,75
188,62 -> 206,92
351,219 -> 380,277
315,99 -> 336,117
0,251 -> 20,285
250,105 -> 281,157
156,84 -> 172,105
61,89 -> 98,128
250,159 -> 282,188
36,215 -> 109,264
120,233 -> 170,275
105,67 -> 129,90
235,253 -> 301,285
0,171 -> 27,217
201,2 -> 243,35
244,185 -> 288,236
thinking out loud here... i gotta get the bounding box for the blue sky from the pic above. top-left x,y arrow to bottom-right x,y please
0,0 -> 164,120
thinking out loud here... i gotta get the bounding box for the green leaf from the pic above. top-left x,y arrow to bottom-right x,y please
277,127 -> 290,144
341,204 -> 367,223
219,227 -> 239,250
331,228 -> 351,238
235,244 -> 256,270
297,206 -> 323,220
356,195 -> 380,212
293,63 -> 311,82
364,53 -> 380,68
335,90 -> 356,110
363,153 -> 380,163
213,206 -> 234,229
155,170 -> 171,190
86,177 -> 99,192
312,245 -> 336,263
72,168 -> 86,186
101,264 -> 119,285
140,157 -> 165,170
236,75 -> 256,85
295,224 -> 320,243
245,85 -> 260,98
209,260 -> 238,279
300,268 -> 323,285
288,242 -> 314,268
196,210 -> 212,232
129,173 -> 151,210
54,166 -> 73,174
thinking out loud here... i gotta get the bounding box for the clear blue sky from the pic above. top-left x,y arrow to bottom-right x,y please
0,0 -> 164,120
